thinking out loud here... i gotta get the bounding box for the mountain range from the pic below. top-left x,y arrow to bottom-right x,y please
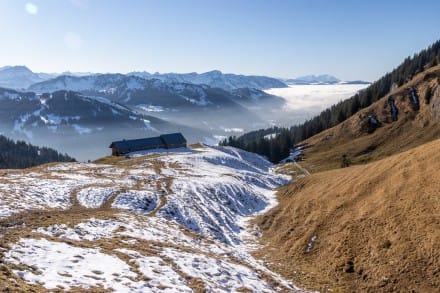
0,65 -> 369,90
0,65 -> 368,160
0,66 -> 288,91
0,70 -> 286,160
128,69 -> 288,91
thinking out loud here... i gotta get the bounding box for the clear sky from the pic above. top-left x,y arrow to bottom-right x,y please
0,0 -> 439,81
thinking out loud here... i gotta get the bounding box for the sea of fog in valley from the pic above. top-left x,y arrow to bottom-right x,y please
263,84 -> 369,126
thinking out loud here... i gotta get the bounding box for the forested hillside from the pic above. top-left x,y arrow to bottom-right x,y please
0,135 -> 74,169
221,39 -> 440,162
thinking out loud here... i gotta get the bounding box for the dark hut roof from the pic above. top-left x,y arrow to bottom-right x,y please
109,133 -> 186,150
160,133 -> 187,145
109,136 -> 164,150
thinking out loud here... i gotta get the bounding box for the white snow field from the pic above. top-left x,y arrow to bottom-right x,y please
0,146 -> 304,292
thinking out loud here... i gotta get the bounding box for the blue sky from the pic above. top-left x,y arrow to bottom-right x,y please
0,0 -> 439,81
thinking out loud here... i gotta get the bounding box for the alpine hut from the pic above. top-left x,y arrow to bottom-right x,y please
109,133 -> 187,156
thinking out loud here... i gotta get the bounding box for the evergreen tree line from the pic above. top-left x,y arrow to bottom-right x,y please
0,135 -> 75,169
221,39 -> 440,163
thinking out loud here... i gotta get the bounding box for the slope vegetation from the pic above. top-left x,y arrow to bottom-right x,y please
300,65 -> 440,172
256,138 -> 440,292
0,135 -> 73,169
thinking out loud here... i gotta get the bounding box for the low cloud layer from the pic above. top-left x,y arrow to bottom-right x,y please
266,84 -> 368,112
263,84 -> 369,126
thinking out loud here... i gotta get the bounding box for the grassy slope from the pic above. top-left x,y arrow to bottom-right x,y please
256,138 -> 440,292
255,66 -> 440,292
300,64 -> 440,173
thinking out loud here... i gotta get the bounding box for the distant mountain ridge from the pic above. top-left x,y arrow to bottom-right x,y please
128,70 -> 288,91
0,66 -> 288,91
0,65 -> 369,90
284,74 -> 369,85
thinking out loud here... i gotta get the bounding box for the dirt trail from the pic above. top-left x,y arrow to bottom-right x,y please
294,162 -> 310,176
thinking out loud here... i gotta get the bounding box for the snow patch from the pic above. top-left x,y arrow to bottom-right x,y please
112,190 -> 158,213
116,249 -> 191,291
162,248 -> 272,292
35,219 -> 120,241
5,238 -> 149,291
77,187 -> 118,208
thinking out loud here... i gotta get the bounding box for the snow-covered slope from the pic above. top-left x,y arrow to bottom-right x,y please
0,146 -> 302,292
27,74 -> 280,139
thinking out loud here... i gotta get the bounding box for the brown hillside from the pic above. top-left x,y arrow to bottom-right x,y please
255,138 -> 440,292
300,65 -> 440,173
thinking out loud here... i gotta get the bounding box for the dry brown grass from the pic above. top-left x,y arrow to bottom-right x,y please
188,143 -> 206,149
275,162 -> 308,178
92,155 -> 125,165
255,138 -> 440,292
300,65 -> 440,173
